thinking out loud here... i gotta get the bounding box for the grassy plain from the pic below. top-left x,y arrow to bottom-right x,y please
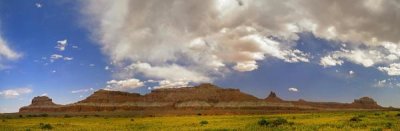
0,111 -> 399,130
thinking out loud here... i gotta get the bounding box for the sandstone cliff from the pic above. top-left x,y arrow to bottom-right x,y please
19,83 -> 383,113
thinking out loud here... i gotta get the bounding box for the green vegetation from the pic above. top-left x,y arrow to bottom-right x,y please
0,111 -> 399,130
200,120 -> 209,126
39,123 -> 53,130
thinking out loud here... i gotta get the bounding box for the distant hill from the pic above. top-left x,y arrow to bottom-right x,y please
19,83 -> 383,115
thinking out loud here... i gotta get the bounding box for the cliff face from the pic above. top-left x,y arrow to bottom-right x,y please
19,84 -> 384,113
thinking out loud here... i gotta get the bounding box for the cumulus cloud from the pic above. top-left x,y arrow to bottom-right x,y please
320,55 -> 343,67
127,62 -> 210,83
105,78 -> 144,91
0,88 -> 32,99
233,61 -> 258,72
288,87 -> 299,92
152,79 -> 190,89
320,43 -> 400,76
378,63 -> 400,76
55,39 -> 67,51
81,0 -> 400,87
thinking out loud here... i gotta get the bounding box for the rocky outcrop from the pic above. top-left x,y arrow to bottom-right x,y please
351,97 -> 381,108
19,96 -> 60,112
19,84 -> 384,113
27,96 -> 58,106
78,89 -> 142,103
265,92 -> 284,102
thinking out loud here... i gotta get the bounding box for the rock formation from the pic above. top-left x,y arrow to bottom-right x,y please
19,96 -> 60,112
265,91 -> 284,102
19,83 -> 384,114
30,96 -> 57,106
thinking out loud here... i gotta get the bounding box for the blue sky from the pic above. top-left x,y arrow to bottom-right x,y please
1,0 -> 400,112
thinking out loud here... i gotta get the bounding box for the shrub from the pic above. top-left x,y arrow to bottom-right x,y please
19,115 -> 23,118
39,123 -> 53,130
130,118 -> 135,122
396,113 -> 400,117
25,128 -> 31,131
385,122 -> 393,129
2,119 -> 6,122
357,114 -> 366,118
40,114 -> 49,117
258,118 -> 269,126
200,120 -> 208,126
349,116 -> 362,122
258,118 -> 289,127
271,117 -> 288,127
64,114 -> 72,118
371,128 -> 383,131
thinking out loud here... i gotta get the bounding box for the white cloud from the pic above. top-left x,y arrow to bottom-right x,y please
0,34 -> 21,69
288,87 -> 299,92
0,38 -> 21,60
50,54 -> 63,62
81,0 -> 313,84
319,44 -> 400,70
71,88 -> 94,93
233,61 -> 258,72
81,0 -> 400,85
105,78 -> 144,91
320,55 -> 343,67
374,78 -> 400,88
35,3 -> 42,8
63,57 -> 73,61
378,63 -> 400,76
349,70 -> 355,75
55,39 -> 67,51
0,88 -> 32,99
127,62 -> 210,83
153,79 -> 189,89
41,93 -> 48,96
105,66 -> 110,70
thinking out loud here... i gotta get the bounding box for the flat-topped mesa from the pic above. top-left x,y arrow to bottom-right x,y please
351,97 -> 381,108
19,83 -> 385,113
77,89 -> 142,103
144,83 -> 258,102
30,96 -> 57,106
265,91 -> 285,102
19,96 -> 60,113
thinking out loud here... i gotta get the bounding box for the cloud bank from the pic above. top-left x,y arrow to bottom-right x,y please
81,0 -> 400,90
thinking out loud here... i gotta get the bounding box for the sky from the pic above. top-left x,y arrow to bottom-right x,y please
1,0 -> 400,113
